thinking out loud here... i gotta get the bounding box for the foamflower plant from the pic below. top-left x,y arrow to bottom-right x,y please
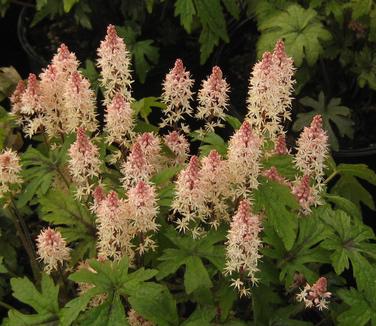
1,25 -> 376,326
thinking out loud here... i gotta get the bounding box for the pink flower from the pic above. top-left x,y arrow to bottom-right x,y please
163,131 -> 189,165
224,200 -> 262,297
263,166 -> 289,186
64,71 -> 97,133
292,175 -> 318,215
10,80 -> 26,116
17,74 -> 44,137
196,66 -> 229,133
0,149 -> 22,198
95,191 -> 134,261
296,277 -> 332,310
199,150 -> 230,228
246,40 -> 295,138
68,128 -> 101,199
274,134 -> 289,155
36,227 -> 70,274
295,115 -> 329,186
128,181 -> 159,254
97,24 -> 133,105
104,92 -> 134,145
160,59 -> 194,132
51,43 -> 79,75
172,156 -> 205,234
227,121 -> 262,197
121,133 -> 161,190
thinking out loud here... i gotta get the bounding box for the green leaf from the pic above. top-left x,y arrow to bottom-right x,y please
151,166 -> 182,185
0,66 -> 21,101
257,4 -> 331,66
331,175 -> 375,210
352,47 -> 376,90
195,0 -> 229,63
337,288 -> 376,326
184,256 -> 213,294
319,208 -> 376,290
221,0 -> 239,19
60,288 -> 102,326
133,40 -> 160,83
175,0 -> 196,33
182,305 -> 216,325
293,92 -> 354,151
224,114 -> 241,130
127,283 -> 178,326
157,227 -> 225,293
336,164 -> 376,185
63,0 -> 78,12
254,179 -> 299,250
8,274 -> 60,325
277,215 -> 331,285
324,193 -> 362,220
262,154 -> 298,180
132,97 -> 166,122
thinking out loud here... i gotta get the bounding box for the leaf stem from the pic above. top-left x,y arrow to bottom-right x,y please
324,170 -> 338,184
8,198 -> 40,281
0,300 -> 14,310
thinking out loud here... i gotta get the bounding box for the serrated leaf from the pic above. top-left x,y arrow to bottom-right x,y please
184,256 -> 213,294
224,114 -> 241,130
331,175 -> 375,210
195,0 -> 229,63
221,0 -> 239,19
63,0 -> 78,12
175,0 -> 196,33
337,288 -> 376,326
319,208 -> 376,289
293,92 -> 354,151
133,40 -> 159,83
7,274 -> 60,325
257,4 -> 331,66
254,179 -> 299,250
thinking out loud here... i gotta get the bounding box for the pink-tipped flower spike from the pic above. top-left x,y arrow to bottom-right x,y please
121,137 -> 158,190
172,155 -> 205,235
128,181 -> 159,254
296,277 -> 332,310
38,44 -> 80,138
10,80 -> 26,116
97,24 -> 133,105
95,191 -> 134,261
246,40 -> 295,139
275,134 -> 289,155
91,185 -> 106,213
52,43 -> 79,75
199,150 -> 230,228
227,121 -> 262,197
68,128 -> 101,199
292,175 -> 319,215
0,149 -> 22,199
263,166 -> 290,186
160,59 -> 194,133
19,74 -> 45,137
295,115 -> 329,187
196,66 -> 230,134
224,200 -> 262,297
36,227 -> 71,274
163,131 -> 189,165
104,92 -> 134,145
65,71 -> 97,133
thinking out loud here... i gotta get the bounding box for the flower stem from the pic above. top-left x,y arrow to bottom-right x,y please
324,170 -> 338,184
